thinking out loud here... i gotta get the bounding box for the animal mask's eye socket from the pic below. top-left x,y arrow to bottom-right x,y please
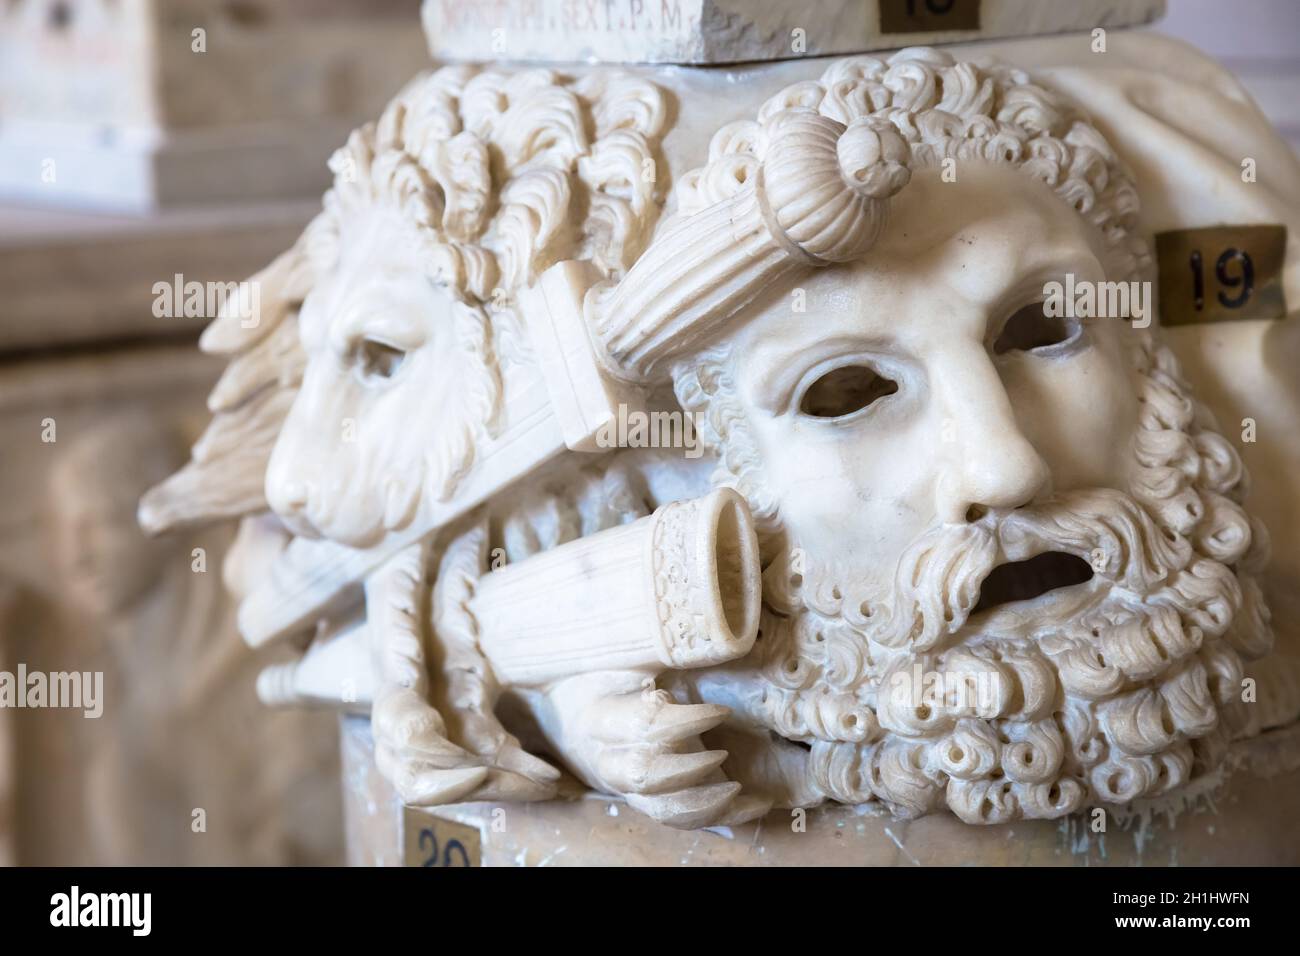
799,364 -> 898,419
994,301 -> 1079,355
356,339 -> 406,380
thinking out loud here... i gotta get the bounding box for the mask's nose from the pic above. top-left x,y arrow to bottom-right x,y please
934,344 -> 1051,524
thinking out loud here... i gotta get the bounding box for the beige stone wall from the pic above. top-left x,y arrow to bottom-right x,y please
0,346 -> 344,865
0,0 -> 427,131
0,1 -> 430,208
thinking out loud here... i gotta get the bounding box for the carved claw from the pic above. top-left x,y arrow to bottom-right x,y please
626,781 -> 742,829
542,671 -> 755,828
642,749 -> 730,792
377,753 -> 490,807
366,531 -> 563,808
493,740 -> 563,785
591,685 -> 728,742
643,703 -> 731,744
372,687 -> 492,805
453,710 -> 563,789
596,748 -> 729,795
710,794 -> 774,827
420,521 -> 562,803
372,688 -> 471,765
373,687 -> 562,805
627,786 -> 773,829
459,740 -> 562,802
470,769 -> 558,803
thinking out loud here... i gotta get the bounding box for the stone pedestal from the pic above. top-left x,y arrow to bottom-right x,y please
422,0 -> 1164,65
0,346 -> 346,865
340,714 -> 1300,866
0,0 -> 429,210
0,200 -> 317,351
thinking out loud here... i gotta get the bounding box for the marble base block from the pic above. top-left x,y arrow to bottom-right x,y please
339,714 -> 1300,866
0,0 -> 429,210
422,0 -> 1164,65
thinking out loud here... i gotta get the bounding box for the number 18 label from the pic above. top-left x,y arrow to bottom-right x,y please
879,0 -> 981,34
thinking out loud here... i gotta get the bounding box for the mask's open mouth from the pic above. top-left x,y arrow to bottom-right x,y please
972,551 -> 1094,616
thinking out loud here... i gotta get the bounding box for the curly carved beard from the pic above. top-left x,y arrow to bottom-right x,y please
713,335 -> 1274,823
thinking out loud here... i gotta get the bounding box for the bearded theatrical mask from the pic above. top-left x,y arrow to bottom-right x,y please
677,163 -> 1270,823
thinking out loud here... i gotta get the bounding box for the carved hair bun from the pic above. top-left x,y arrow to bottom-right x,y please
839,117 -> 913,200
761,109 -> 912,266
590,108 -> 916,381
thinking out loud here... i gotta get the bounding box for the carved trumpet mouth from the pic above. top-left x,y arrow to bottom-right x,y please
705,489 -> 762,646
971,550 -> 1094,616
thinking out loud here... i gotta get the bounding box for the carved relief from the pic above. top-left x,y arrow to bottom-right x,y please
145,45 -> 1300,832
51,418 -> 337,863
0,350 -> 341,863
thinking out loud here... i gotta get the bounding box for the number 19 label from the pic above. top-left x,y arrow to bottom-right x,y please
1157,225 -> 1286,326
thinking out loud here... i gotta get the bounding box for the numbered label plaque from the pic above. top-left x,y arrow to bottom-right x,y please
1156,225 -> 1287,326
402,806 -> 482,868
880,0 -> 981,34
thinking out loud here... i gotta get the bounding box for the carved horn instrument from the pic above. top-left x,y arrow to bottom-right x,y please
471,489 -> 762,687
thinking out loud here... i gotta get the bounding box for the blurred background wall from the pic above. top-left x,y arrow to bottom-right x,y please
0,0 -> 1294,865
0,0 -> 431,866
1156,0 -> 1300,150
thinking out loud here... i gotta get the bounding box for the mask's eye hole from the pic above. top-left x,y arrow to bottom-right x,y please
994,301 -> 1079,354
356,339 -> 406,380
799,364 -> 898,419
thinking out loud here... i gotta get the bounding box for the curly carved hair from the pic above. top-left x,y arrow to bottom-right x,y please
304,65 -> 669,306
672,47 -> 1150,284
679,327 -> 1273,822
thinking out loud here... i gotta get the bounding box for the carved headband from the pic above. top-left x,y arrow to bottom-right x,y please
583,108 -> 913,384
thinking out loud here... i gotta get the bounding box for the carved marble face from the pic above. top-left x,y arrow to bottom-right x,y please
685,164 -> 1267,820
264,208 -> 497,549
731,164 -> 1142,591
